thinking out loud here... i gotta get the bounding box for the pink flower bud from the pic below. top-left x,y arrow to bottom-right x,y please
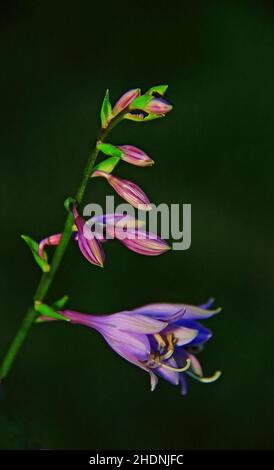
91,170 -> 152,211
72,207 -> 105,268
112,88 -> 141,117
143,98 -> 172,115
38,233 -> 62,259
118,145 -> 154,167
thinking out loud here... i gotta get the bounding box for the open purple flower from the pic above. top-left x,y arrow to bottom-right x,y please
55,299 -> 221,395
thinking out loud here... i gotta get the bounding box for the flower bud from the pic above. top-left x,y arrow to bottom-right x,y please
91,170 -> 152,211
118,145 -> 154,167
112,88 -> 141,117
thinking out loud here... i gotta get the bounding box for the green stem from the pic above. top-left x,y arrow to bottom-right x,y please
0,116 -> 121,380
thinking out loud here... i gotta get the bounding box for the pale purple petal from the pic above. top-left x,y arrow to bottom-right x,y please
165,325 -> 198,346
177,319 -> 212,346
132,302 -> 221,321
131,304 -> 186,322
62,310 -> 167,334
155,357 -> 180,385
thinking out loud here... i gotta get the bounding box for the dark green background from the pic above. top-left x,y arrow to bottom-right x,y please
0,0 -> 273,449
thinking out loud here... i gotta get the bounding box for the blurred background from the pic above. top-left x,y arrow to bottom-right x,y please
0,0 -> 274,450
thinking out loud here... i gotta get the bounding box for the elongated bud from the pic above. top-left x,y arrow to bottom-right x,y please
38,233 -> 62,259
112,88 -> 141,117
107,227 -> 171,256
143,98 -> 172,114
118,145 -> 154,167
72,206 -> 105,267
92,170 -> 152,211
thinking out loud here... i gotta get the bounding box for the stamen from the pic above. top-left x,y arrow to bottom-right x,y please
161,358 -> 191,373
187,370 -> 222,383
160,334 -> 174,360
153,334 -> 166,351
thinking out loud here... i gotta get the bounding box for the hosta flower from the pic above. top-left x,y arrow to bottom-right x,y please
112,88 -> 141,117
72,206 -> 105,268
91,170 -> 152,211
55,299 -> 221,395
38,233 -> 63,259
37,213 -> 169,266
142,98 -> 172,115
105,225 -> 170,256
118,145 -> 154,167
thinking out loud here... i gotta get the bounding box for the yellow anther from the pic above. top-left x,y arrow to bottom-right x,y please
153,334 -> 166,351
160,334 -> 174,361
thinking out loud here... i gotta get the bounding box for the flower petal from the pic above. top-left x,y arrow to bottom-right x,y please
155,357 -> 180,385
175,319 -> 212,346
132,304 -> 186,322
132,302 -> 221,321
167,325 -> 198,346
62,310 -> 167,335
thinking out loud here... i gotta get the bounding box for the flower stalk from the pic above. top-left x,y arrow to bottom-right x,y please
0,112 -> 124,380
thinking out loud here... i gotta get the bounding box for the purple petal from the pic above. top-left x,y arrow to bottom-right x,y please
132,302 -> 221,321
175,319 -> 212,346
131,304 -> 186,322
62,310 -> 167,335
155,357 -> 180,385
179,374 -> 188,396
165,325 -> 198,346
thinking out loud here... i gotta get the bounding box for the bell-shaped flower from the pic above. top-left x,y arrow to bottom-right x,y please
50,300 -> 221,395
91,170 -> 152,211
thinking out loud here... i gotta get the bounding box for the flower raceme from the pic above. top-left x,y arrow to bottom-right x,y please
46,299 -> 221,395
91,170 -> 152,211
38,212 -> 170,265
100,86 -> 173,128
